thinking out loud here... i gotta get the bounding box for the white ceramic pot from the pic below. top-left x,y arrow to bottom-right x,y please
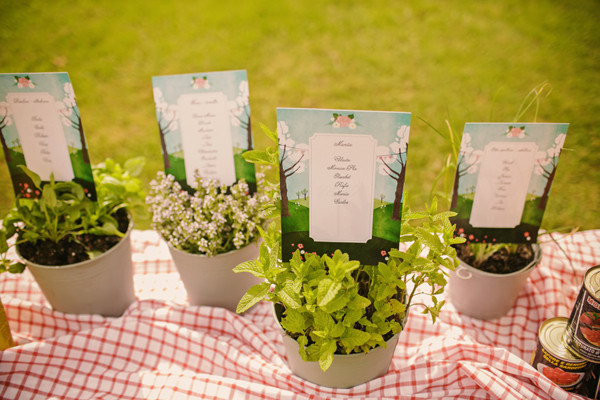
168,241 -> 262,311
447,244 -> 542,320
274,303 -> 400,388
22,223 -> 135,317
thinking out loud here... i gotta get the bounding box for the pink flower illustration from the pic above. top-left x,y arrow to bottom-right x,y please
192,77 -> 209,89
297,243 -> 304,249
16,76 -> 34,89
381,250 -> 387,256
331,113 -> 357,129
505,125 -> 526,138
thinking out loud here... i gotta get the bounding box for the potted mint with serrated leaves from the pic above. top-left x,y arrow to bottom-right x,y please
233,124 -> 463,388
0,158 -> 146,317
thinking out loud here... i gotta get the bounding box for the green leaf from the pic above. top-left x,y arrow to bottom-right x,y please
347,294 -> 370,310
280,308 -> 306,334
124,156 -> 145,176
340,328 -> 371,349
318,340 -> 337,371
42,184 -> 57,208
233,259 -> 265,278
277,284 -> 302,309
18,165 -> 42,189
242,150 -> 274,165
236,282 -> 270,313
259,123 -> 278,143
317,278 -> 342,307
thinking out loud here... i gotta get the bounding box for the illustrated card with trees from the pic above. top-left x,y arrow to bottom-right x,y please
450,122 -> 568,244
152,70 -> 256,192
0,72 -> 96,200
276,108 -> 411,265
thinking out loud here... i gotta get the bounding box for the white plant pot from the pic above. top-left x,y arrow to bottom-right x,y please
22,223 -> 135,317
447,244 -> 542,320
274,303 -> 400,388
168,241 -> 262,311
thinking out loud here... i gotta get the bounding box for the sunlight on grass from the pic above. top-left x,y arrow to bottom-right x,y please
0,0 -> 598,231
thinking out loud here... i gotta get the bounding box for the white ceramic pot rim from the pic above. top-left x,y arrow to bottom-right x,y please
166,240 -> 259,259
454,244 -> 542,280
17,219 -> 133,270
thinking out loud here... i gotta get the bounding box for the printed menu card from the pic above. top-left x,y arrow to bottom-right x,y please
277,108 -> 411,264
450,122 -> 568,244
152,70 -> 256,192
0,72 -> 96,199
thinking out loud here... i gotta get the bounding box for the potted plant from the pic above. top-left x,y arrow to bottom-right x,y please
447,241 -> 542,320
421,84 -> 559,320
146,171 -> 269,311
0,157 -> 146,317
233,125 -> 464,388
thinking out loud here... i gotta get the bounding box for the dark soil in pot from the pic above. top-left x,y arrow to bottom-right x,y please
454,243 -> 535,274
17,209 -> 130,266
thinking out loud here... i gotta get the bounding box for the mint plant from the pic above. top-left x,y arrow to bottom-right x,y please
234,124 -> 463,371
0,158 -> 146,272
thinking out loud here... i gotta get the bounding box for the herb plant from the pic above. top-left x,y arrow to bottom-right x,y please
234,124 -> 464,371
146,171 -> 269,256
0,157 -> 147,273
420,83 -> 556,267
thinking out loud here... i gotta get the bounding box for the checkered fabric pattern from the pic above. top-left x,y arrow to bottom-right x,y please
1,229 -> 599,399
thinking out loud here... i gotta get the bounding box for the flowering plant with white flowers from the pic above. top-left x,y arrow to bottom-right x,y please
147,171 -> 268,256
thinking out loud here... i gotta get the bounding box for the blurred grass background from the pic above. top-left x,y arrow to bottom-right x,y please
0,0 -> 598,231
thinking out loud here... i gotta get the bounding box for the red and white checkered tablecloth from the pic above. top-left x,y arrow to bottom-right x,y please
1,229 -> 599,399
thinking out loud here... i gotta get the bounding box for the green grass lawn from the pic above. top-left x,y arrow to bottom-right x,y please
1,0 -> 598,232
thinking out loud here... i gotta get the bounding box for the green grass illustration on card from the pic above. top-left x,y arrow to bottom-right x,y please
0,72 -> 96,200
277,108 -> 411,265
450,122 -> 568,244
152,70 -> 256,192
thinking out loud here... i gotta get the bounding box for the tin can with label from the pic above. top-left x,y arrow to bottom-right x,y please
581,362 -> 600,399
531,317 -> 588,391
564,266 -> 600,362
0,298 -> 15,350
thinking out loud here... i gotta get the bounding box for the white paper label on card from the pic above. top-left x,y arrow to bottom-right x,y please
7,92 -> 74,182
178,92 -> 236,187
309,134 -> 376,243
469,141 -> 538,228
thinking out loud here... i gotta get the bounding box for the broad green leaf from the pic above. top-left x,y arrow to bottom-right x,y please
242,150 -> 274,165
314,309 -> 335,334
277,284 -> 302,309
321,291 -> 350,313
42,184 -> 57,208
317,278 -> 342,307
124,156 -> 145,176
236,282 -> 270,313
347,294 -> 370,310
280,308 -> 306,333
340,328 -> 371,349
233,259 -> 265,278
318,340 -> 337,371
18,165 -> 42,189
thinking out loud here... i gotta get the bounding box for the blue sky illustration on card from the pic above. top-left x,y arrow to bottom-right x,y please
0,72 -> 96,200
450,122 -> 568,244
277,108 -> 411,265
152,70 -> 256,192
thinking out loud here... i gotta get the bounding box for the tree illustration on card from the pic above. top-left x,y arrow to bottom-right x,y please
277,108 -> 411,265
450,123 -> 568,244
278,120 -> 308,218
152,70 -> 256,193
376,125 -> 409,221
0,73 -> 95,200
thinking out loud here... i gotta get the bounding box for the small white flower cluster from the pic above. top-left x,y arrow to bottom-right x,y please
147,171 -> 268,256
